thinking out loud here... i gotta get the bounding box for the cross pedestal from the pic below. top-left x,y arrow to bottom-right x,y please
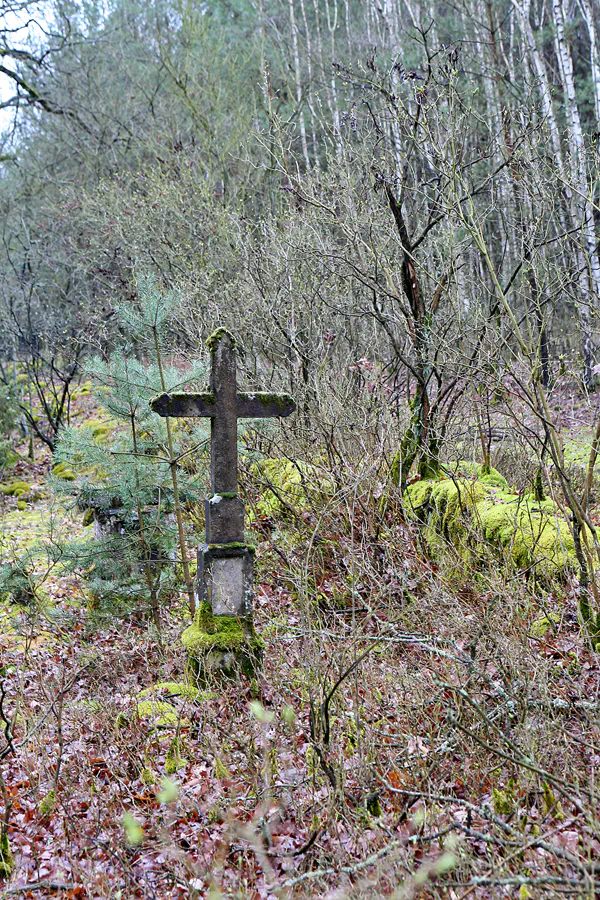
150,328 -> 295,677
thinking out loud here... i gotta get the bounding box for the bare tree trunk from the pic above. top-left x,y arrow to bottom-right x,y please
289,0 -> 310,169
552,0 -> 599,385
578,0 -> 600,128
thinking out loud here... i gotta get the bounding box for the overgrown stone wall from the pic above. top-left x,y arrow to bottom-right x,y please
405,463 -> 578,579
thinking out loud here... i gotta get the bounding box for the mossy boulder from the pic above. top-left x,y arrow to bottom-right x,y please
83,418 -> 114,442
135,700 -> 184,728
251,457 -> 332,518
0,480 -> 31,496
182,601 -> 264,680
52,462 -> 76,481
405,464 -> 578,579
134,681 -> 215,730
137,681 -> 202,703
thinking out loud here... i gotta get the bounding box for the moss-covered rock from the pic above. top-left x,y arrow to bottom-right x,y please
136,700 -> 182,727
83,418 -> 114,442
0,480 -> 31,496
250,458 -> 332,518
138,681 -> 202,703
405,464 -> 578,579
52,462 -> 76,481
182,601 -> 263,680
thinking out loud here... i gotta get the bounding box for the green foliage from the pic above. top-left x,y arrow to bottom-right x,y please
52,284 -> 208,616
0,442 -> 17,471
0,558 -> 40,605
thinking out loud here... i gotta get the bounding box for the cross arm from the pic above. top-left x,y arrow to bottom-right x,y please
236,392 -> 296,418
150,392 -> 217,417
150,391 -> 296,419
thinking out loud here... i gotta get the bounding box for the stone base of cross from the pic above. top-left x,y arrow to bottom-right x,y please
150,328 -> 295,677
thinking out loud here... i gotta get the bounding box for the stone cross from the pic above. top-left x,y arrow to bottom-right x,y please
150,328 -> 295,618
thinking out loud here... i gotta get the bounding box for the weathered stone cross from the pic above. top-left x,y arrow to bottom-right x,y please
150,328 -> 295,621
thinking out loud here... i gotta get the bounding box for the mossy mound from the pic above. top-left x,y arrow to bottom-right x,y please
405,464 -> 578,579
71,380 -> 93,399
0,480 -> 31,496
52,461 -> 76,481
135,700 -> 186,728
133,682 -> 216,730
82,418 -> 114,442
182,601 -> 264,680
251,457 -> 332,518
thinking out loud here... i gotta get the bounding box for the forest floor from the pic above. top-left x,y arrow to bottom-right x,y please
1,391 -> 600,899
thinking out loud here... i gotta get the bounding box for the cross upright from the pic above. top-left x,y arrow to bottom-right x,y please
150,328 -> 295,618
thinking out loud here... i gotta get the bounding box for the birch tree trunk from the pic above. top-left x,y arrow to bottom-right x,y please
553,0 -> 599,386
578,0 -> 600,128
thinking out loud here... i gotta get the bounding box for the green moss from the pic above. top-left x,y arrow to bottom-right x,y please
214,757 -> 231,780
52,462 -> 75,481
151,390 -> 216,409
165,738 -> 188,774
366,792 -> 382,818
182,601 -> 263,679
83,418 -> 114,441
82,508 -> 94,526
0,831 -> 14,876
542,781 -> 565,820
39,789 -> 56,818
207,327 -> 236,352
493,779 -> 517,816
136,700 -> 181,727
447,461 -> 508,490
0,480 -> 30,495
140,766 -> 155,785
71,380 -> 93,399
249,391 -> 294,411
405,464 -> 578,579
206,541 -> 254,551
138,681 -> 201,703
250,458 -> 332,518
